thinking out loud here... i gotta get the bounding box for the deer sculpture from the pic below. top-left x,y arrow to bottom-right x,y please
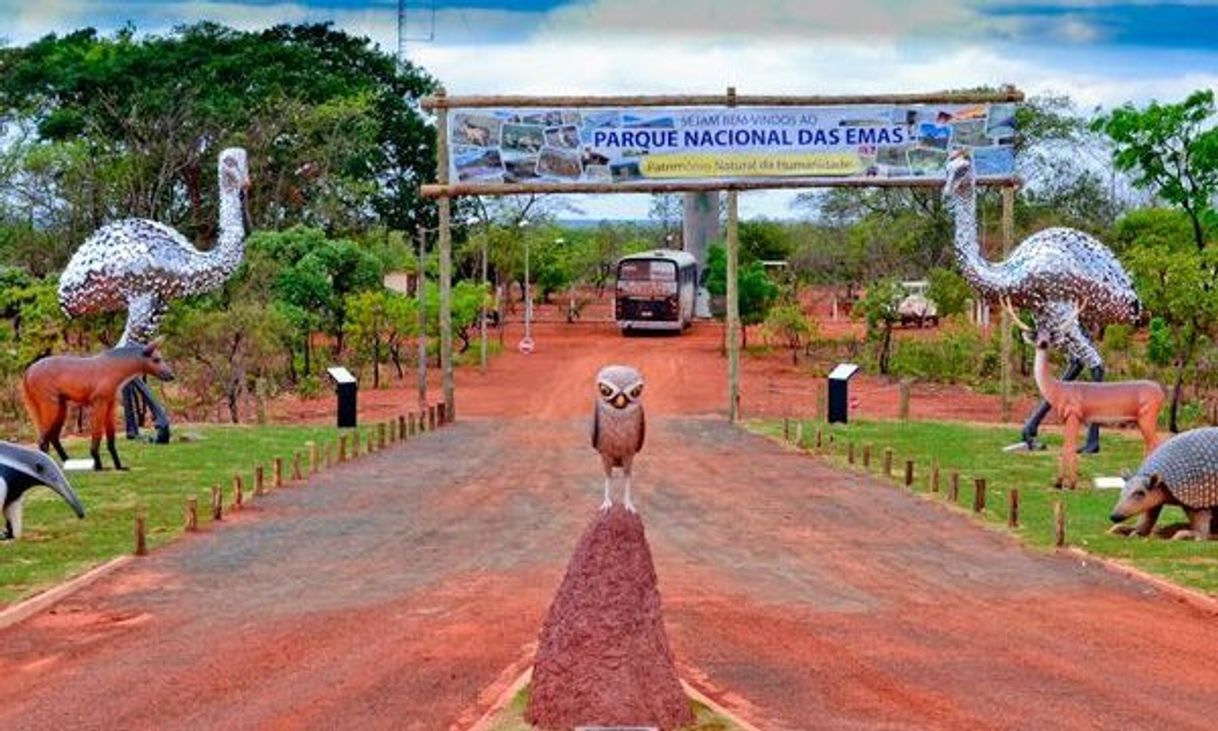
1009,302 -> 1164,489
22,340 -> 175,471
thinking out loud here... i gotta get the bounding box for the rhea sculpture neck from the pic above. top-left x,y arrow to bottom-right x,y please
212,183 -> 246,268
948,174 -> 1003,299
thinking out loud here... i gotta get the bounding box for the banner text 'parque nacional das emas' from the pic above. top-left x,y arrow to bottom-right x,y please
446,103 -> 1017,187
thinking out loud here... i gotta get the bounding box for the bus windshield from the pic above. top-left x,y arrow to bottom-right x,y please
618,260 -> 675,282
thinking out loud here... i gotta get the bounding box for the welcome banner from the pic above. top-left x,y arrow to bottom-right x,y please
446,103 -> 1017,187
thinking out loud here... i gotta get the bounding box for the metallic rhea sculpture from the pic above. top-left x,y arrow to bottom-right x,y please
944,150 -> 1139,452
58,148 -> 251,443
592,365 -> 645,512
0,442 -> 85,540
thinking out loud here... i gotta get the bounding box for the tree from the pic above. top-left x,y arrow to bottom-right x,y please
739,219 -> 793,262
0,22 -> 438,249
704,245 -> 779,348
1095,90 -> 1218,253
1096,92 -> 1218,430
857,278 -> 904,376
926,267 -> 972,318
1116,209 -> 1218,431
242,226 -> 384,359
763,302 -> 816,365
648,194 -> 682,247
161,300 -> 291,423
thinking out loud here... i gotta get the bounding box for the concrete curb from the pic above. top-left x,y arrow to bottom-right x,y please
0,556 -> 133,631
1065,547 -> 1218,616
461,662 -> 764,731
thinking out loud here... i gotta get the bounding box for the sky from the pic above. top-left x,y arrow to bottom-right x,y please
3,0 -> 1217,220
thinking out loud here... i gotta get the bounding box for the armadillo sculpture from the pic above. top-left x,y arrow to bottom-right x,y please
1110,427 -> 1218,541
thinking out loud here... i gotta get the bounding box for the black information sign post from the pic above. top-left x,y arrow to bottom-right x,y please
327,366 -> 358,429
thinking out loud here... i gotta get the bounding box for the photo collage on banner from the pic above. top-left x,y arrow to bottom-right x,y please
449,103 -> 1017,186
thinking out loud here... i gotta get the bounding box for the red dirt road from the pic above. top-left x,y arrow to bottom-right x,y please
2,321 -> 1215,730
277,317 -> 1041,425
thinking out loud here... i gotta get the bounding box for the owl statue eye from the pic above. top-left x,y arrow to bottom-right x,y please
629,384 -> 643,399
598,384 -> 614,398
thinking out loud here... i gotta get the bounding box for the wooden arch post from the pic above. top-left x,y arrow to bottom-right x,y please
1000,184 -> 1016,421
725,86 -> 741,422
435,87 -> 456,422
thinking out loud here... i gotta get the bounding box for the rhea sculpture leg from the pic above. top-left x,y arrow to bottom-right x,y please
122,378 -> 171,444
1081,365 -> 1105,453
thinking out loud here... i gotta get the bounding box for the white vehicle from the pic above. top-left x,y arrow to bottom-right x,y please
898,280 -> 938,327
614,249 -> 697,333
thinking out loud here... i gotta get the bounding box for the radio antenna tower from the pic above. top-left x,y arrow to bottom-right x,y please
397,0 -> 437,67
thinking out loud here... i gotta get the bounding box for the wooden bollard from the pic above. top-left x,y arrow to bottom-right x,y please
795,422 -> 804,449
1054,500 -> 1066,546
352,429 -> 360,457
948,471 -> 960,503
931,461 -> 940,493
379,422 -> 387,449
273,458 -> 283,488
308,442 -> 318,475
185,497 -> 198,532
863,444 -> 872,469
815,429 -> 823,451
399,415 -> 407,440
904,460 -> 914,488
1008,488 -> 1020,528
255,466 -> 266,496
783,418 -> 791,442
338,435 -> 348,463
134,514 -> 147,556
883,448 -> 893,478
233,475 -> 244,511
898,378 -> 911,421
438,402 -> 447,426
428,405 -> 437,431
211,485 -> 223,521
847,442 -> 855,464
292,451 -> 303,481
973,478 -> 987,513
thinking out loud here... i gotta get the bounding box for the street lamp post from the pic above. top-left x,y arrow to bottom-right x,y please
468,214 -> 490,373
518,220 -> 534,354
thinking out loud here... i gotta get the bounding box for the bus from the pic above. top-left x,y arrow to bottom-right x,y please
614,249 -> 698,333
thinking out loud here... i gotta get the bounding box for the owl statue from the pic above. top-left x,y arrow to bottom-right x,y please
592,364 -> 646,512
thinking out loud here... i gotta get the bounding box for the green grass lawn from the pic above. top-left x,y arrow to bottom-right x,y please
751,419 -> 1218,595
0,421 -> 381,607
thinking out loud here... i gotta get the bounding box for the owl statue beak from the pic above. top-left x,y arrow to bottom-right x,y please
611,393 -> 629,409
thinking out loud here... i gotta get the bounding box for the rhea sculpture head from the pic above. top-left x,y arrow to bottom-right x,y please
943,148 -> 972,198
219,147 -> 250,193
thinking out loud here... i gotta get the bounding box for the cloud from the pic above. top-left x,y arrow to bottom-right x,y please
4,0 -> 1216,219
